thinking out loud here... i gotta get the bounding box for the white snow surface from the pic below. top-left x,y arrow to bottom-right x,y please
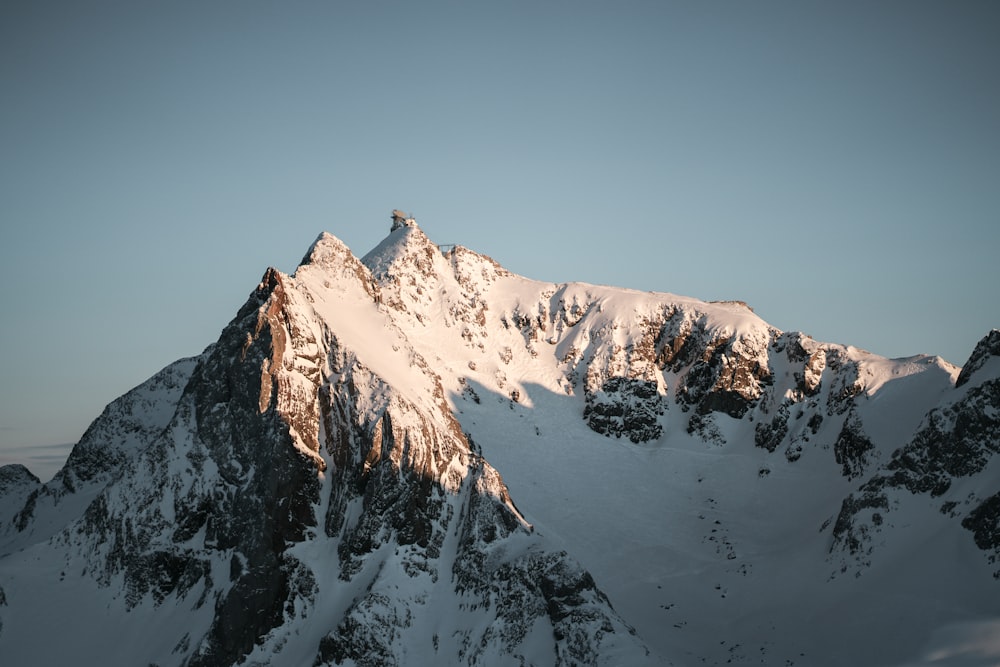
1,221 -> 997,667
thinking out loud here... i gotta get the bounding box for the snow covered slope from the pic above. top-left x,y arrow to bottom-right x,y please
1,215 -> 998,666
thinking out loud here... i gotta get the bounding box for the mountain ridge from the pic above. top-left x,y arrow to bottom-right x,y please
1,216 -> 997,666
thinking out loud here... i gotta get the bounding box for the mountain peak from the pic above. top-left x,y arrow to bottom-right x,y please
390,208 -> 417,231
298,231 -> 353,269
362,213 -> 447,282
3,215 -> 998,667
956,329 -> 1000,388
0,464 -> 38,494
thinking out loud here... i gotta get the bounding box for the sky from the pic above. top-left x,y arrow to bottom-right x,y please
1,0 -> 998,481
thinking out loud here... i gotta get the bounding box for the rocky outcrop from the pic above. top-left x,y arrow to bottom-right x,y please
62,266 -> 327,667
672,332 -> 773,420
885,382 -> 1000,496
754,403 -> 790,453
655,306 -> 774,421
829,331 -> 1000,575
0,465 -> 39,494
2,356 -> 198,553
56,356 -> 200,491
833,408 -> 876,480
585,376 -> 663,442
0,465 -> 39,536
956,329 -> 1000,388
962,492 -> 1000,559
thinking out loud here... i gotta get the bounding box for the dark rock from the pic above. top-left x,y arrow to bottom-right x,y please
962,493 -> 1000,553
676,336 -> 770,419
833,410 -> 876,480
687,413 -> 725,445
824,350 -> 864,416
828,371 -> 1000,574
957,329 -> 1000,388
884,379 -> 1000,496
0,465 -> 39,495
830,482 -> 889,556
755,404 -> 790,453
584,377 -> 663,443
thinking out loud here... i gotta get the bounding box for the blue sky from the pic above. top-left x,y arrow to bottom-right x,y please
2,0 -> 998,480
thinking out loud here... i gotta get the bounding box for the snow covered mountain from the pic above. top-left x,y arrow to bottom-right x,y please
1,214 -> 998,666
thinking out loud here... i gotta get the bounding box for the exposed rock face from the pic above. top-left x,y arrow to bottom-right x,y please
1,356 -> 198,552
60,265 -> 328,666
833,408 -> 877,480
0,465 -> 39,493
58,356 -> 201,490
0,226 -> 652,667
0,465 -> 39,533
963,492 -> 1000,559
754,403 -> 790,453
956,329 -> 1000,388
585,376 -> 663,442
829,331 -> 1000,576
666,319 -> 773,419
